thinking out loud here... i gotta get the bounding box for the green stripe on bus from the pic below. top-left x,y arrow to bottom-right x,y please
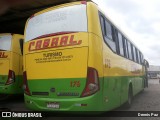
0,75 -> 23,94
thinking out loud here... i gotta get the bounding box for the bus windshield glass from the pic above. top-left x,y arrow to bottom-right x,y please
25,4 -> 87,42
0,34 -> 12,51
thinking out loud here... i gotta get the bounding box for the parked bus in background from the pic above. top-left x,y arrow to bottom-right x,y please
23,0 -> 145,111
0,33 -> 23,99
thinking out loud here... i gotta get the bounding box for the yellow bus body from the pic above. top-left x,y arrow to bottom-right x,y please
0,33 -> 24,94
24,1 -> 145,111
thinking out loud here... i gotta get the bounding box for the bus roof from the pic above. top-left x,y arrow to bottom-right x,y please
28,0 -> 92,18
25,0 -> 143,55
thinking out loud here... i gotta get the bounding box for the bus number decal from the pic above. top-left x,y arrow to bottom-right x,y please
105,59 -> 111,68
70,81 -> 80,87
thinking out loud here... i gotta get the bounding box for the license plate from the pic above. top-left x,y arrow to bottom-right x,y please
47,102 -> 60,109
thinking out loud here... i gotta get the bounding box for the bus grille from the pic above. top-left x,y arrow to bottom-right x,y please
32,92 -> 49,96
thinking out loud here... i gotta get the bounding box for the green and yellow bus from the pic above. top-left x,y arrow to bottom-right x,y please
24,1 -> 145,111
0,33 -> 23,98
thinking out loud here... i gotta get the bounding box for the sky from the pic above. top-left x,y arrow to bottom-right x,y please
93,0 -> 160,66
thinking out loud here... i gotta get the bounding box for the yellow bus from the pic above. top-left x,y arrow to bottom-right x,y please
24,1 -> 145,111
0,33 -> 23,98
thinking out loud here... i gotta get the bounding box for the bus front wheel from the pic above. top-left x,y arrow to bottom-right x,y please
125,85 -> 133,108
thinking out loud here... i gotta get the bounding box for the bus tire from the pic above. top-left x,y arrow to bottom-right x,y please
125,85 -> 133,108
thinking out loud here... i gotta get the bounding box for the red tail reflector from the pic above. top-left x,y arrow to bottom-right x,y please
81,67 -> 99,97
5,70 -> 15,85
23,71 -> 31,96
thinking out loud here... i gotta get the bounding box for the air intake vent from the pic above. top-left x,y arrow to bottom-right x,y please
32,92 -> 49,96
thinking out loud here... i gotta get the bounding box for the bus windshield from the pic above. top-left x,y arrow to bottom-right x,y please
0,34 -> 12,51
25,4 -> 87,42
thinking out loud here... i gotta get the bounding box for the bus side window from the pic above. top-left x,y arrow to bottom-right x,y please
112,28 -> 119,54
99,14 -> 117,53
140,53 -> 144,65
19,39 -> 24,55
100,16 -> 105,36
142,55 -> 144,64
104,19 -> 116,52
123,38 -> 129,58
117,31 -> 124,56
127,41 -> 133,60
104,19 -> 113,40
131,44 -> 134,61
137,50 -> 140,64
132,46 -> 137,62
135,49 -> 140,64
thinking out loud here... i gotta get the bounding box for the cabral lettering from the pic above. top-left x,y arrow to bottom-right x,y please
0,52 -> 8,58
28,35 -> 82,51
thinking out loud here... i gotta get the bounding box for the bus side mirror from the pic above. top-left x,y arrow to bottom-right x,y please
19,39 -> 24,55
